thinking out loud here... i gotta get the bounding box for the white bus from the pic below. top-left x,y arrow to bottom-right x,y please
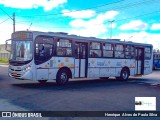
6,31 -> 153,85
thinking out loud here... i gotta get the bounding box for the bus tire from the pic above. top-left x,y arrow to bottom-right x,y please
38,80 -> 47,84
56,69 -> 69,85
120,68 -> 129,81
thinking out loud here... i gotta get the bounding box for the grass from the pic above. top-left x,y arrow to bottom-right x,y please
0,58 -> 9,63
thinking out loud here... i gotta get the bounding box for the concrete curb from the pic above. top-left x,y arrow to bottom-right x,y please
0,62 -> 8,65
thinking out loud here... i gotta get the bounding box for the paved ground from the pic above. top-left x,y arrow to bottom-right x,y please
0,65 -> 160,120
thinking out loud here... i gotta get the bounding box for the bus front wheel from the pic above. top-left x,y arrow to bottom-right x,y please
116,68 -> 129,81
56,69 -> 69,85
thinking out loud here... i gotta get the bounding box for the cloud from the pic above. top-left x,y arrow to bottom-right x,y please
62,9 -> 96,19
151,23 -> 160,30
69,26 -> 108,37
0,0 -> 67,11
119,20 -> 148,30
116,31 -> 160,49
98,10 -> 119,20
68,10 -> 119,37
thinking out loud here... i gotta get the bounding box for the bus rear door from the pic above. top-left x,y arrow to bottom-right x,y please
135,48 -> 144,75
75,42 -> 88,78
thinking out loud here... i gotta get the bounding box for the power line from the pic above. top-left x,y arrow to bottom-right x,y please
0,8 -> 13,20
17,0 -> 159,19
0,18 -> 10,24
17,0 -> 125,17
18,9 -> 160,30
112,10 -> 160,22
17,10 -> 160,30
12,0 -> 160,30
0,7 -> 15,32
92,0 -> 160,15
15,0 -> 160,24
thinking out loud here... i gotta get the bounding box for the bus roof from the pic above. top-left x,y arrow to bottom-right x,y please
14,31 -> 153,48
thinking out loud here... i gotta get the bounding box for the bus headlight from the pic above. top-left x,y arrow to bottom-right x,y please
25,65 -> 31,71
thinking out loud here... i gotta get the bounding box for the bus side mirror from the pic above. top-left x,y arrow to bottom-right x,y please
5,39 -> 11,52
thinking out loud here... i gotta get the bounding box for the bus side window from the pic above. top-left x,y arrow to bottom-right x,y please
57,39 -> 72,56
66,48 -> 72,56
90,42 -> 101,58
145,47 -> 151,60
125,45 -> 134,59
57,48 -> 66,56
115,44 -> 124,58
103,43 -> 113,58
75,44 -> 79,59
90,50 -> 98,57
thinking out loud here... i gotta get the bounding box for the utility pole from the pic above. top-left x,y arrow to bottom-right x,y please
108,20 -> 114,39
13,12 -> 15,33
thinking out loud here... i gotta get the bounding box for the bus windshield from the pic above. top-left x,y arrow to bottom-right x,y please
10,40 -> 33,62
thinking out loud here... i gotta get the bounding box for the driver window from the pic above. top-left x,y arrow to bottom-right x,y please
35,36 -> 54,65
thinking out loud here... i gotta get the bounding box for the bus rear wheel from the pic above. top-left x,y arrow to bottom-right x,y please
121,68 -> 129,80
56,69 -> 69,85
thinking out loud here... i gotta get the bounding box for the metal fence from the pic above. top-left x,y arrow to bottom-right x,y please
0,53 -> 10,59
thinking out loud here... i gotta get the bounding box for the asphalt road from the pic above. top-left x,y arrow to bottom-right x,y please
0,65 -> 160,120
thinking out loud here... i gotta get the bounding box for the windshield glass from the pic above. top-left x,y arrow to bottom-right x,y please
10,40 -> 33,61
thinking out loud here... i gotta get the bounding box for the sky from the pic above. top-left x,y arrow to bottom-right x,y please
0,0 -> 160,49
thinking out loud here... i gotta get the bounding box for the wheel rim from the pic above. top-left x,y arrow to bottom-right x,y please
60,72 -> 67,82
122,71 -> 128,80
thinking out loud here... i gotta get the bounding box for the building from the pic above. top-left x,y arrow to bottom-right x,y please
0,44 -> 10,58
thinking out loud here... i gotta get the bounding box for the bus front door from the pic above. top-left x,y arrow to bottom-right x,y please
135,48 -> 144,75
75,42 -> 88,78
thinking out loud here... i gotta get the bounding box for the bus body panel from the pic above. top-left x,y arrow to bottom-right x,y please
144,60 -> 153,75
8,62 -> 34,80
88,58 -> 136,78
35,57 -> 74,80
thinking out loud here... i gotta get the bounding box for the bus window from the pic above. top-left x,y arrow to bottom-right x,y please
57,39 -> 72,56
115,44 -> 124,58
75,43 -> 79,59
90,42 -> 102,57
125,45 -> 134,59
90,50 -> 100,57
145,47 -> 151,60
103,43 -> 113,57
